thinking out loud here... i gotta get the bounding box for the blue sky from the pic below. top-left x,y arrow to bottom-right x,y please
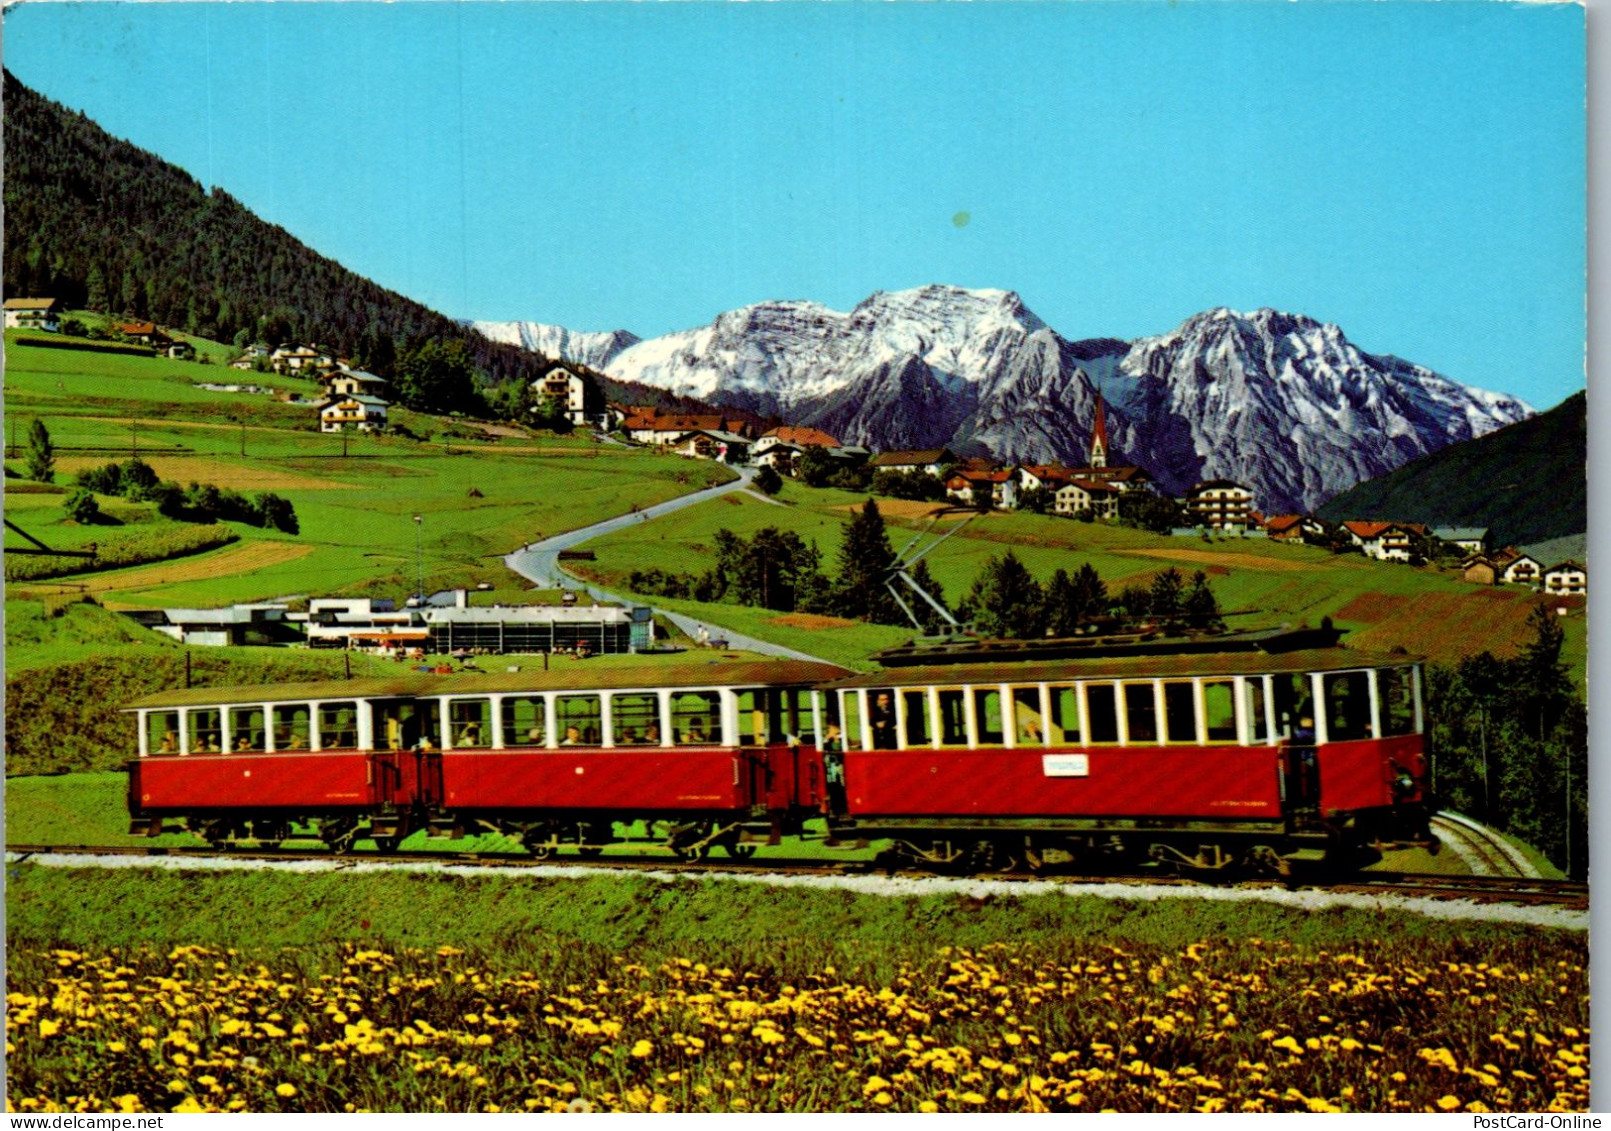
5,2 -> 1585,408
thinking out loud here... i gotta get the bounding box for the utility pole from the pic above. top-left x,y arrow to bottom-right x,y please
240,419 -> 246,458
414,514 -> 424,604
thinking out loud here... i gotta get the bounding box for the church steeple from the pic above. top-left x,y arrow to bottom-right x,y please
1089,392 -> 1109,469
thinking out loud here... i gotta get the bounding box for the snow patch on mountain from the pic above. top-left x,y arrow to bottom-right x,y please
472,321 -> 641,372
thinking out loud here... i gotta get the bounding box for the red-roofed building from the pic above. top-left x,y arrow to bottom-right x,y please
1054,479 -> 1120,520
945,469 -> 1017,510
757,425 -> 839,451
1342,521 -> 1427,562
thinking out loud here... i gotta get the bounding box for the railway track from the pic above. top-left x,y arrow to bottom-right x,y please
1429,811 -> 1540,878
6,842 -> 1587,910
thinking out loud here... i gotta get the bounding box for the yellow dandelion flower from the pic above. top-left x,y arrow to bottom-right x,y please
919,1101 -> 940,1113
275,1084 -> 297,1098
632,1040 -> 654,1059
1436,1096 -> 1462,1111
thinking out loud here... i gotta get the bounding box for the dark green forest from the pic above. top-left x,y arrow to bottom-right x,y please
1316,391 -> 1585,547
3,70 -> 559,394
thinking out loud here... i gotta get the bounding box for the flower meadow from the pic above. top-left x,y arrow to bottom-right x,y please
6,934 -> 1588,1113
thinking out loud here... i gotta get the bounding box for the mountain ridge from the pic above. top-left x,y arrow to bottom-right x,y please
491,285 -> 1532,513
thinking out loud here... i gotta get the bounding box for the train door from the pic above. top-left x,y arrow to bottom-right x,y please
1272,674 -> 1319,814
734,688 -> 820,815
371,698 -> 442,808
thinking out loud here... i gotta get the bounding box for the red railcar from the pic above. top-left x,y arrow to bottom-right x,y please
125,659 -> 847,855
818,633 -> 1431,871
124,632 -> 1431,872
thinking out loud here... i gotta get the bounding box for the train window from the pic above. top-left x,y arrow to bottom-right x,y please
377,700 -> 439,750
1323,672 -> 1372,742
1245,679 -> 1269,743
1017,686 -> 1052,746
1123,683 -> 1158,745
147,711 -> 180,756
229,707 -> 265,753
868,689 -> 899,750
318,702 -> 359,751
555,695 -> 602,746
1203,681 -> 1237,743
448,699 -> 492,748
188,709 -> 223,753
671,691 -> 723,745
1378,667 -> 1417,737
785,689 -> 818,744
1273,674 -> 1313,739
735,690 -> 764,747
273,705 -> 311,751
974,689 -> 1005,746
901,690 -> 931,747
501,697 -> 547,748
612,693 -> 661,745
842,692 -> 864,752
1162,682 -> 1196,744
937,689 -> 970,747
1084,685 -> 1119,744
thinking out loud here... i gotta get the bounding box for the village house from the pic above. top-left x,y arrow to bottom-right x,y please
1542,560 -> 1587,596
1263,514 -> 1327,543
1493,548 -> 1544,586
316,367 -> 390,432
270,344 -> 334,373
1017,464 -> 1080,495
1054,479 -> 1120,520
754,426 -> 840,456
1187,480 -> 1257,531
1433,527 -> 1491,556
3,297 -> 63,332
1461,556 -> 1500,586
1342,520 -> 1427,562
945,469 -> 1017,510
674,429 -> 751,464
624,411 -> 752,447
868,448 -> 956,478
531,367 -> 613,430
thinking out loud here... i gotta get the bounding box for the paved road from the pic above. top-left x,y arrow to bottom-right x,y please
502,466 -> 835,665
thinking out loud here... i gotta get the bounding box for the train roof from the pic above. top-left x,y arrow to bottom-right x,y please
827,645 -> 1421,690
125,655 -> 850,710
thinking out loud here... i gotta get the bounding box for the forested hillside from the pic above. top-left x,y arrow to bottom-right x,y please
1316,391 -> 1585,548
2,71 -> 553,388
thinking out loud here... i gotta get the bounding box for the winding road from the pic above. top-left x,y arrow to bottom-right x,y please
502,465 -> 835,664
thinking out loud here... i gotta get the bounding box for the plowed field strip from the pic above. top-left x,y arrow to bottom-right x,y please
8,540 -> 314,597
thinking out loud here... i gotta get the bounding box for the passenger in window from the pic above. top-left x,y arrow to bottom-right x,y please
620,727 -> 641,745
234,736 -> 253,753
686,719 -> 708,743
526,726 -> 545,745
870,692 -> 898,750
561,725 -> 583,746
457,722 -> 482,748
645,722 -> 662,745
159,731 -> 178,754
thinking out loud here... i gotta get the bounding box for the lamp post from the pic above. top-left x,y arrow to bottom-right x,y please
413,514 -> 424,605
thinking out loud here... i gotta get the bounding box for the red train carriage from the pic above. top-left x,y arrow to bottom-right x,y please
125,659 -> 847,854
820,635 -> 1431,872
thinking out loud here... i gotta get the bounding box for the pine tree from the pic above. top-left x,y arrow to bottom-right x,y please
1183,570 -> 1223,629
832,500 -> 902,624
960,551 -> 1045,638
25,419 -> 54,483
1148,567 -> 1185,619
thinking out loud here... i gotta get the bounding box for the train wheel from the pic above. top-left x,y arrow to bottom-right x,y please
527,842 -> 555,860
966,839 -> 1019,874
725,843 -> 757,860
372,837 -> 399,855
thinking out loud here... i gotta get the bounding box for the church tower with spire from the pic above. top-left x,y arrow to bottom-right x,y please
1089,392 -> 1109,469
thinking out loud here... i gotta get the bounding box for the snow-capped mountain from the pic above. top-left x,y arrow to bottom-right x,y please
497,286 -> 1534,513
473,321 -> 641,372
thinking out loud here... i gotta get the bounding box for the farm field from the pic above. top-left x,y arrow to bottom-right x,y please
4,333 -> 734,608
4,864 -> 1589,1113
572,485 -> 1587,680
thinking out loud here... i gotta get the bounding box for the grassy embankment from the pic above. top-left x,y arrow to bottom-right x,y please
570,484 -> 1587,680
4,864 -> 1590,1113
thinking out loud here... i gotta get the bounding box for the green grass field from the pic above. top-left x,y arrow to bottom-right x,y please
5,332 -> 734,608
573,485 -> 1587,680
